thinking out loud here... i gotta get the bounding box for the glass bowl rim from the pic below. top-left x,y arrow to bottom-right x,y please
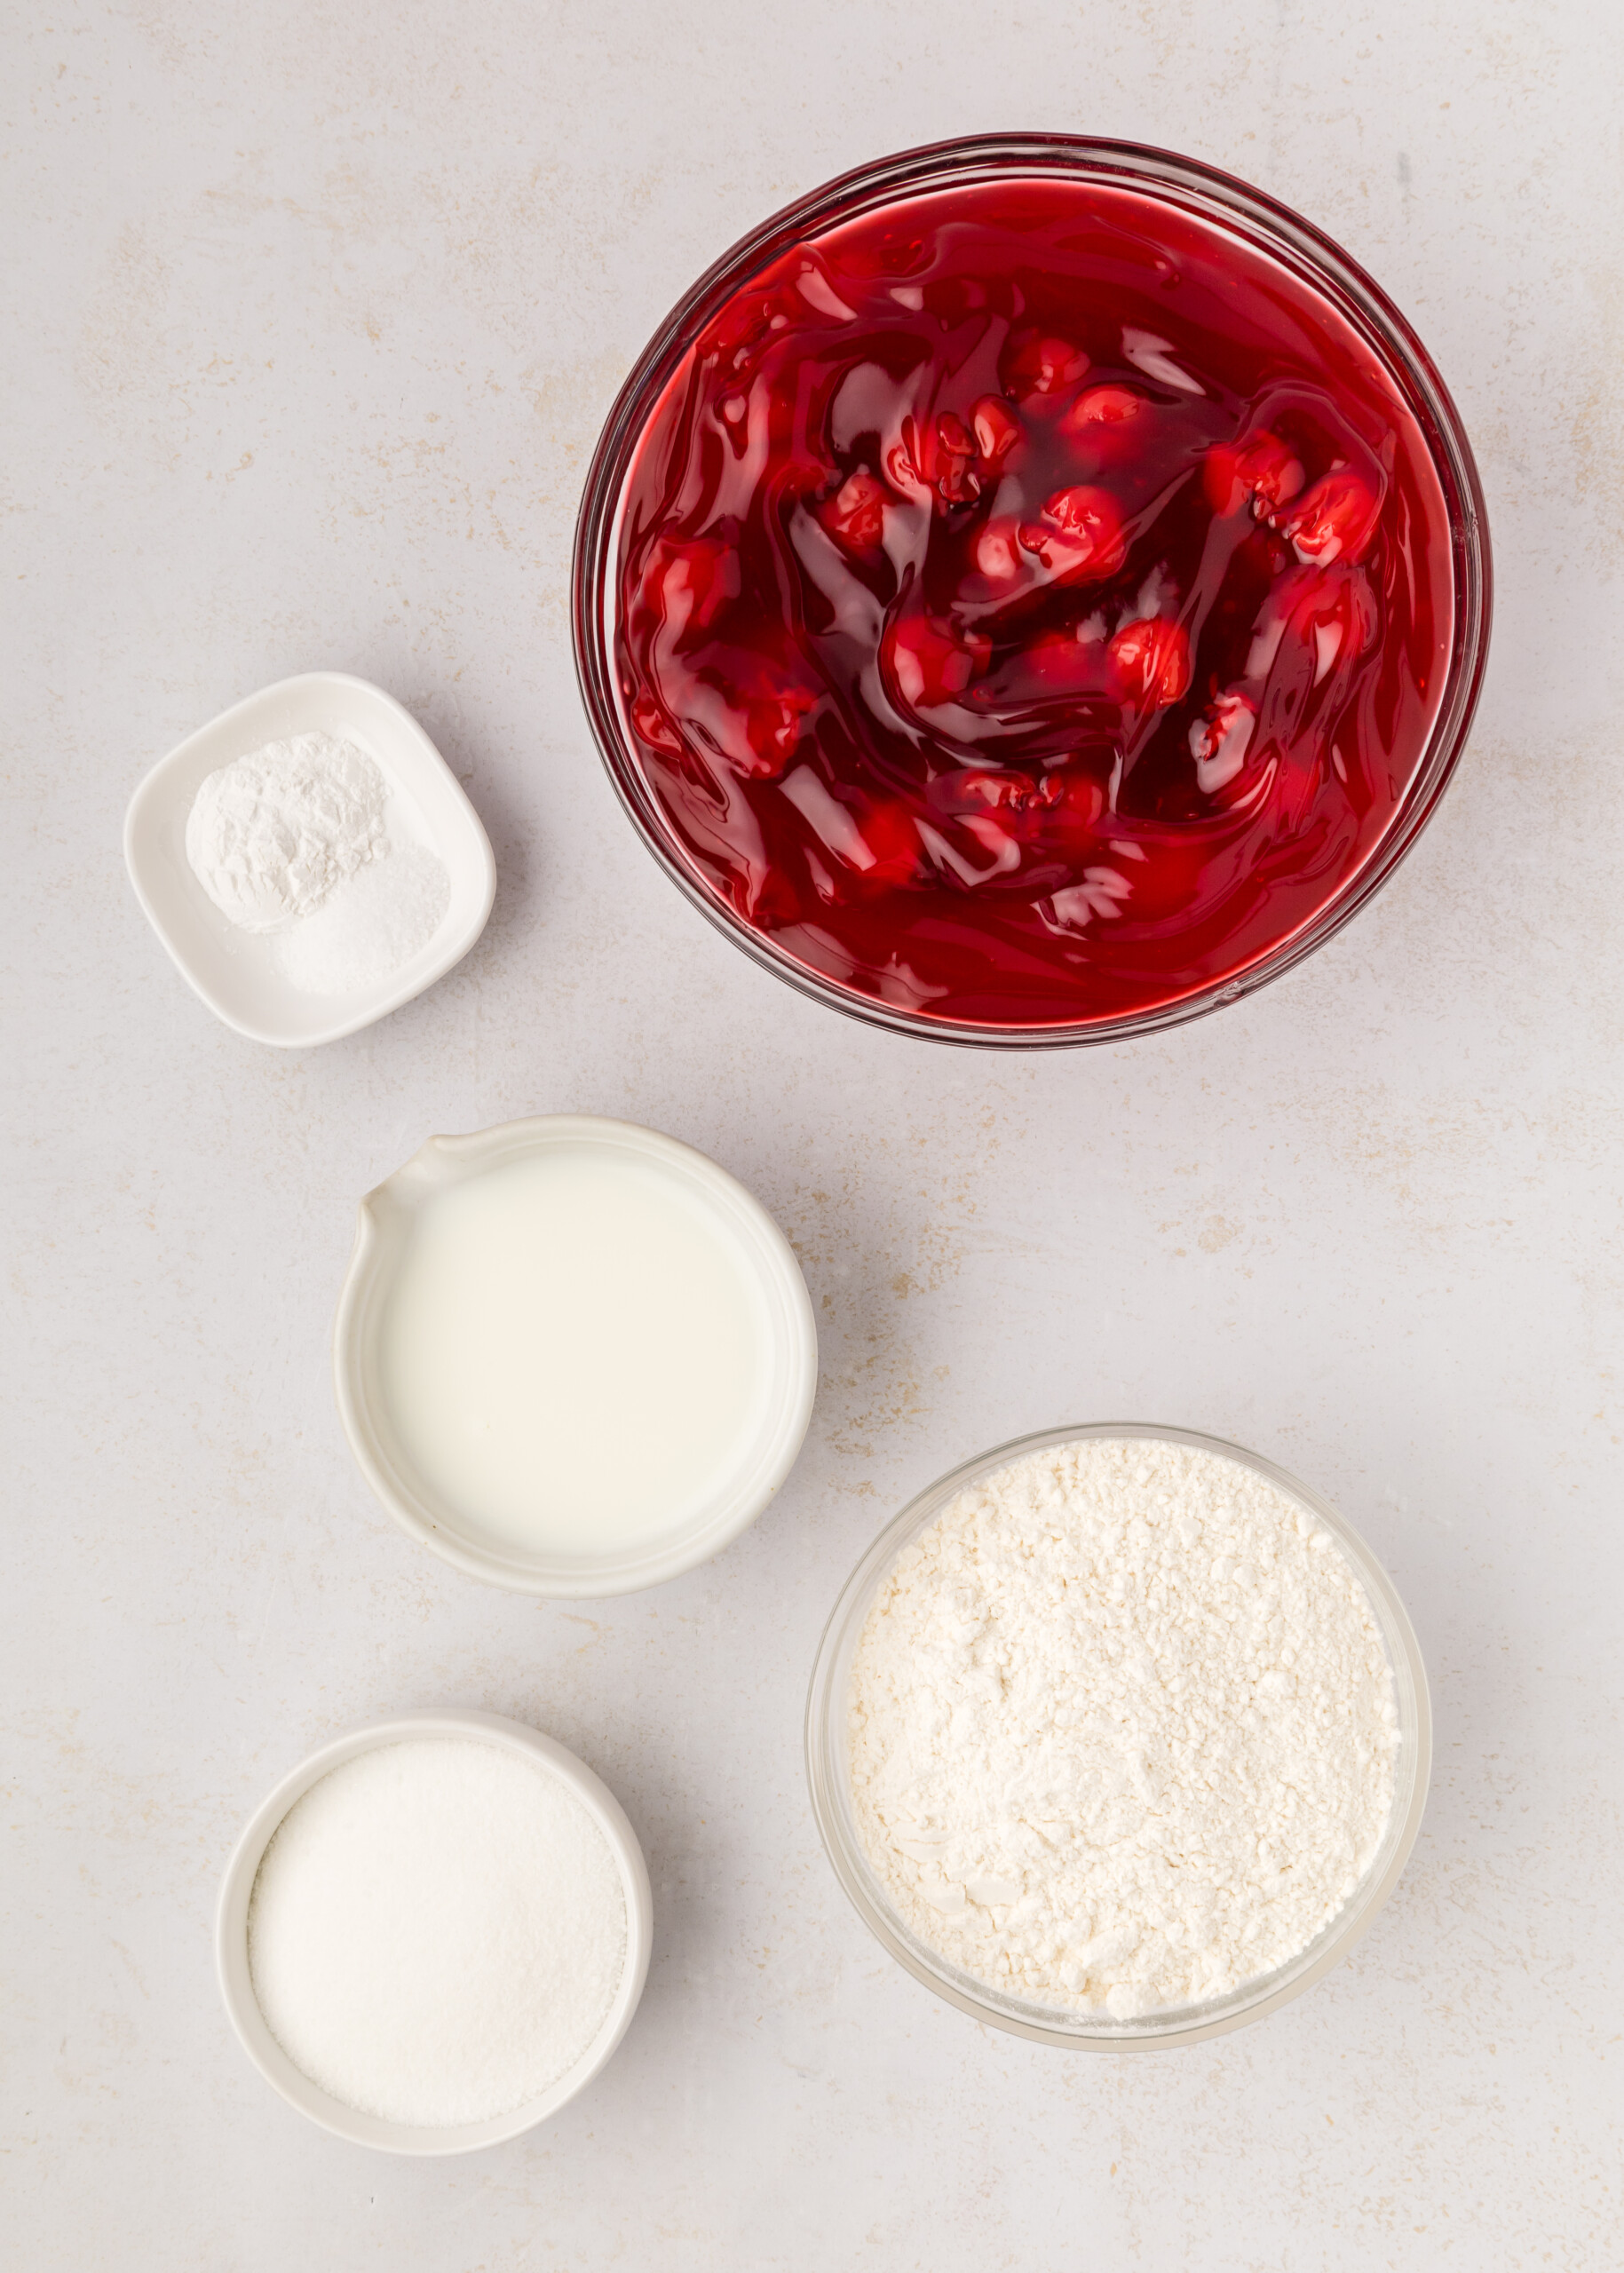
572,131 -> 1493,1050
804,1419 -> 1432,2049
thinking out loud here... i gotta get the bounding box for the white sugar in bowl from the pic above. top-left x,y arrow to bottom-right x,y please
216,1709 -> 654,2154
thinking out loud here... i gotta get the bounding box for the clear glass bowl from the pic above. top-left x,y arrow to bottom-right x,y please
573,133 -> 1492,1050
804,1422 -> 1431,2049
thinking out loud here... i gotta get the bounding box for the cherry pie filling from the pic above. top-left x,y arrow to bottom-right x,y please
612,178 -> 1454,1028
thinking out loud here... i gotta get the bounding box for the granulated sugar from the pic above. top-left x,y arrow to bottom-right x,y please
248,1738 -> 627,2126
848,1437 -> 1398,2019
274,837 -> 448,996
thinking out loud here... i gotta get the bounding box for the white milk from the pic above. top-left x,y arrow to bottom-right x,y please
376,1146 -> 773,1556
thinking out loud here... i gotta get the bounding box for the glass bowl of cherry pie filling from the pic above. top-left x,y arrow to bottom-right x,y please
574,135 -> 1491,1047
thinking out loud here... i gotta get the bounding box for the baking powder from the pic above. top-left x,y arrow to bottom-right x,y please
848,1437 -> 1398,2018
186,731 -> 387,931
186,730 -> 448,995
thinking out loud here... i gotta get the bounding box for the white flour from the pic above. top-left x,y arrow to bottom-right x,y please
848,1437 -> 1399,2019
248,1738 -> 627,2127
186,730 -> 449,994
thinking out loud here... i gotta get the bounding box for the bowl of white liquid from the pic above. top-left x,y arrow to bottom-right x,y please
334,1116 -> 818,1595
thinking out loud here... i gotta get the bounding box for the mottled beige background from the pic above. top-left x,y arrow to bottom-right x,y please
5,2 -> 1622,2266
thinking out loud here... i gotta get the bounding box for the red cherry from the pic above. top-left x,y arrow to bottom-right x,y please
1246,439 -> 1307,514
1279,471 -> 1382,566
1020,630 -> 1098,693
884,415 -> 927,495
821,470 -> 888,551
887,414 -> 981,506
1203,431 -> 1305,518
884,443 -> 919,494
1279,564 -> 1380,677
1044,485 -> 1121,543
1060,385 -> 1145,433
973,514 -> 1025,584
646,537 -> 741,636
1041,865 -> 1136,931
937,766 -> 1106,867
1035,765 -> 1106,834
883,616 -> 992,707
1108,617 -> 1192,707
741,684 -> 815,775
1032,764 -> 1105,854
1018,487 -> 1128,580
857,798 -> 924,886
970,395 -> 1022,465
953,770 -> 1036,813
1003,331 -> 1090,399
1188,691 -> 1257,793
932,413 -> 979,503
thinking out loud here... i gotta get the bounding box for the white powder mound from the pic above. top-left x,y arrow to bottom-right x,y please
186,732 -> 388,931
848,1437 -> 1399,2020
274,837 -> 449,996
248,1738 -> 628,2127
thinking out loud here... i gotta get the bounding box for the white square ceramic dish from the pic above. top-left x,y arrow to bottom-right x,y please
123,671 -> 496,1047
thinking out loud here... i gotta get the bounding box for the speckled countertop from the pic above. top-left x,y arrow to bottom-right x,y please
5,4 -> 1621,2267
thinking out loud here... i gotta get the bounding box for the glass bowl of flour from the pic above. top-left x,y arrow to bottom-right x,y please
806,1422 -> 1430,2049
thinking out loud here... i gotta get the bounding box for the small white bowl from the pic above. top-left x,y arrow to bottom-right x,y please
123,671 -> 496,1047
333,1114 -> 819,1596
216,1707 -> 654,2155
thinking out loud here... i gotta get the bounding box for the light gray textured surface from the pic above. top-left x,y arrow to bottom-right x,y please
5,3 -> 1621,2266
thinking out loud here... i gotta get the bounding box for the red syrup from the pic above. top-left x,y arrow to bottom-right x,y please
612,178 -> 1454,1030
